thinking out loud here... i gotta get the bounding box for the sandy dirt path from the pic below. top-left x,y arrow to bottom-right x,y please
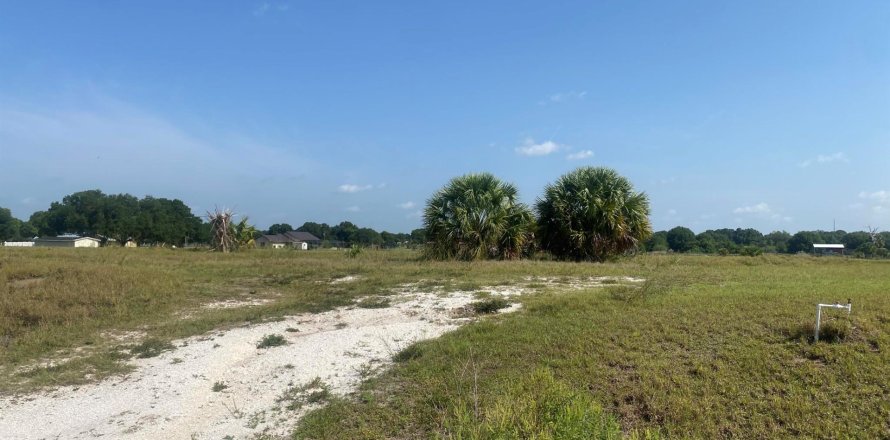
0,286 -> 521,440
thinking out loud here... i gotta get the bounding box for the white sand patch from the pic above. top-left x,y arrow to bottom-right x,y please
0,285 -> 521,440
201,298 -> 273,310
330,275 -> 361,284
523,275 -> 645,290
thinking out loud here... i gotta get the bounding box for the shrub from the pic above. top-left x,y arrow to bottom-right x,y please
423,173 -> 535,261
256,334 -> 287,349
130,338 -> 175,358
536,167 -> 651,261
470,297 -> 512,314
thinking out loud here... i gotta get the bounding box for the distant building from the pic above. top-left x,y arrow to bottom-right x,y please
2,241 -> 35,247
35,236 -> 102,248
256,231 -> 321,249
813,243 -> 844,256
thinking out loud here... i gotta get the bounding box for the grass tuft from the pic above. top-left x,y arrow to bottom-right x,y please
130,339 -> 175,358
256,334 -> 287,349
470,297 -> 511,314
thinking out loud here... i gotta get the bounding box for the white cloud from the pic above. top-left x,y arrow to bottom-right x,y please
253,2 -> 289,16
252,2 -> 270,16
540,90 -> 587,105
407,210 -> 422,219
344,206 -> 360,212
799,152 -> 849,168
667,209 -> 677,216
515,138 -> 562,156
338,184 -> 373,193
859,190 -> 890,215
733,203 -> 771,214
566,150 -> 594,160
398,201 -> 416,209
859,190 -> 889,202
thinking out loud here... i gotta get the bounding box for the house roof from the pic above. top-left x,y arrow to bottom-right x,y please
813,244 -> 844,249
36,236 -> 101,242
258,234 -> 298,244
258,231 -> 321,244
283,231 -> 321,242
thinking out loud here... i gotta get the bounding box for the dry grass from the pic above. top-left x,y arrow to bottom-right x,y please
0,247 -> 639,393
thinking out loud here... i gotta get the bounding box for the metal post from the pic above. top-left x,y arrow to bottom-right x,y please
814,301 -> 852,343
815,304 -> 822,342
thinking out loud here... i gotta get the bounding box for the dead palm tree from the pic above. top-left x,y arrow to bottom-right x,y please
207,208 -> 235,253
536,167 -> 651,261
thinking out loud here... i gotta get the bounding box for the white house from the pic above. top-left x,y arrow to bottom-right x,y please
2,241 -> 35,247
35,237 -> 102,248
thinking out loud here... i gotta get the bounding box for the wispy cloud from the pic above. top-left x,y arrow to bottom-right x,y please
407,210 -> 422,219
859,190 -> 889,202
515,138 -> 562,157
398,201 -> 416,209
338,184 -> 373,193
859,190 -> 890,214
566,150 -> 594,160
539,90 -> 587,105
344,206 -> 360,212
733,203 -> 791,222
799,152 -> 849,168
253,2 -> 289,16
733,203 -> 772,214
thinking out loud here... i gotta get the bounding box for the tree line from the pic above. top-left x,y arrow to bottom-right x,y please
264,221 -> 426,248
648,226 -> 889,258
2,184 -> 886,258
0,189 -> 426,248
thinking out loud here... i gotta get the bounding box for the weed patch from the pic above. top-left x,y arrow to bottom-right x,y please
256,334 -> 287,349
470,297 -> 511,314
356,297 -> 390,309
130,339 -> 175,358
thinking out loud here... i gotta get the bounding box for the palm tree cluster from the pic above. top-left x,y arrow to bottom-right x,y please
536,167 -> 651,261
423,167 -> 651,262
423,173 -> 535,261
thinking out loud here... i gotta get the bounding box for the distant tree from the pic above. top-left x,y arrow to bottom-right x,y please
424,173 -> 535,260
842,232 -> 871,252
354,227 -> 382,246
732,228 -> 764,247
645,231 -> 669,252
0,207 -> 22,241
787,231 -> 820,254
332,221 -> 359,244
666,226 -> 696,253
18,221 -> 37,240
266,223 -> 293,235
536,167 -> 651,261
695,232 -> 718,254
409,228 -> 427,245
297,222 -> 331,241
764,231 -> 791,253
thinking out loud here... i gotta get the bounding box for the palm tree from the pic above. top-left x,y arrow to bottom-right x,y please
423,173 -> 535,260
234,217 -> 258,250
536,167 -> 651,261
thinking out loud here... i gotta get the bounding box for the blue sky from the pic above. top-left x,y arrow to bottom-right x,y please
1,1 -> 888,233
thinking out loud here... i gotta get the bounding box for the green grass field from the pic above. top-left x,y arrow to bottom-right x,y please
2,248 -> 888,438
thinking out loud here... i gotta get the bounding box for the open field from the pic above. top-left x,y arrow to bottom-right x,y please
1,248 -> 889,438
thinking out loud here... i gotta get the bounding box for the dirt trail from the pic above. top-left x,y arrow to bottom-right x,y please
0,286 -> 520,440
